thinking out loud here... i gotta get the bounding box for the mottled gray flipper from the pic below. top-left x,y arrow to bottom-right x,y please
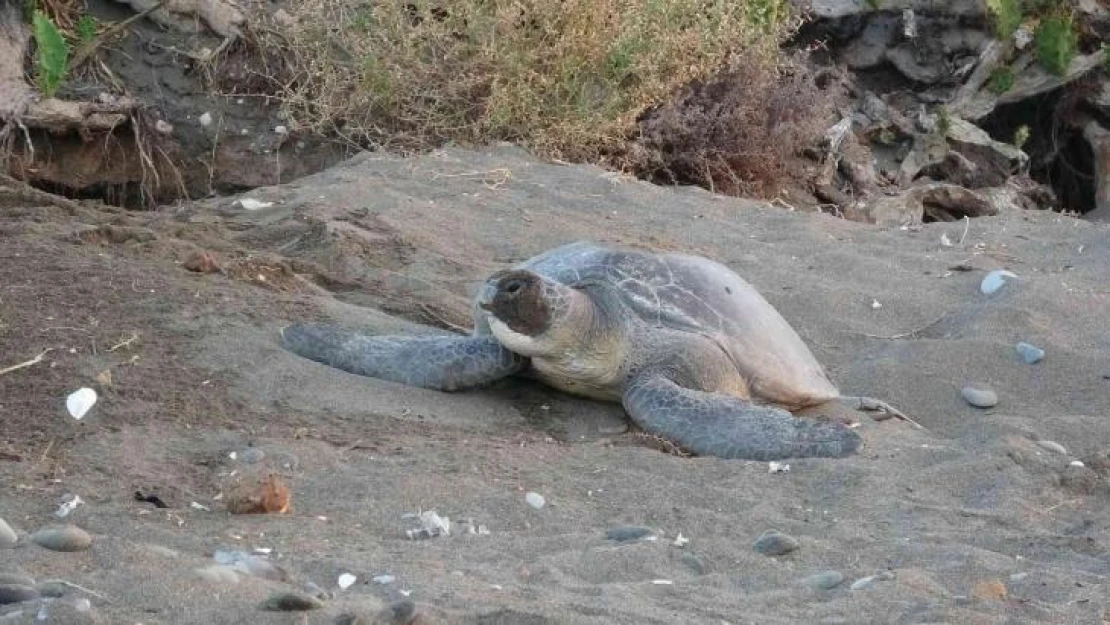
281,323 -> 526,391
622,376 -> 861,460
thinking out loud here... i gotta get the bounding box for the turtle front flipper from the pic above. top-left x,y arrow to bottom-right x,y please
281,323 -> 526,391
622,376 -> 860,460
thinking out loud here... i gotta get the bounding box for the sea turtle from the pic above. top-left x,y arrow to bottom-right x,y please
281,242 -> 908,460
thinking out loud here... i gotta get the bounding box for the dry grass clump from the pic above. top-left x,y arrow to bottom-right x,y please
267,0 -> 800,162
631,56 -> 839,197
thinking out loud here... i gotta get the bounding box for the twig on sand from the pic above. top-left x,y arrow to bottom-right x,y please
108,332 -> 140,352
958,216 -> 970,245
42,580 -> 111,603
0,348 -> 52,376
859,313 -> 948,340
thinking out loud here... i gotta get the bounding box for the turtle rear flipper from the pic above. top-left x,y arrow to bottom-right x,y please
281,323 -> 526,391
622,376 -> 860,460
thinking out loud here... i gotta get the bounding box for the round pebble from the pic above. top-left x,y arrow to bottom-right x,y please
961,386 -> 998,409
30,525 -> 92,552
1015,342 -> 1044,364
239,447 -> 265,464
35,581 -> 67,598
800,570 -> 845,590
681,552 -> 707,575
0,573 -> 34,588
0,584 -> 39,605
524,492 -> 545,509
259,591 -> 323,611
980,270 -> 1017,295
1035,440 -> 1067,455
605,526 -> 655,542
0,519 -> 17,548
752,530 -> 799,556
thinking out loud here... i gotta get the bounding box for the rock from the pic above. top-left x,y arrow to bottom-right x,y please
1035,440 -> 1067,455
30,525 -> 92,552
0,584 -> 38,604
0,519 -> 17,548
183,250 -> 221,273
0,573 -> 34,588
35,581 -> 67,598
752,530 -> 799,556
605,526 -> 655,542
970,579 -> 1007,600
951,49 -> 1106,120
980,270 -> 1017,295
259,591 -> 324,612
800,570 -> 845,590
1015,342 -> 1045,364
681,552 -> 707,575
961,385 -> 998,408
225,472 -> 290,514
239,447 -> 265,463
840,16 -> 899,69
374,600 -> 419,625
524,492 -> 545,509
844,182 -> 995,227
886,44 -> 945,84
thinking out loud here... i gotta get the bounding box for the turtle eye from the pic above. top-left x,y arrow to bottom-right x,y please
504,279 -> 524,295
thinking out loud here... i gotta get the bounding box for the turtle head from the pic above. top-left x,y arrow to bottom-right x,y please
478,269 -> 576,357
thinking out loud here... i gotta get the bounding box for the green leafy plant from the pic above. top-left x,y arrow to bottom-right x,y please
1034,15 -> 1077,76
864,0 -> 881,9
1012,124 -> 1030,150
22,0 -> 37,23
986,0 -> 1022,39
76,14 -> 99,42
32,10 -> 69,98
988,67 -> 1015,93
936,106 -> 951,136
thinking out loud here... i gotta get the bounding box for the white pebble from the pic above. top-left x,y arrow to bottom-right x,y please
1035,440 -> 1067,455
154,119 -> 173,135
1070,460 -> 1085,468
199,112 -> 213,127
74,598 -> 91,612
768,461 -> 790,474
525,492 -> 545,509
672,533 -> 689,547
235,198 -> 274,211
66,388 -> 97,420
371,574 -> 395,585
651,579 -> 673,585
274,125 -> 288,135
337,573 -> 356,589
871,299 -> 882,309
980,270 -> 1017,295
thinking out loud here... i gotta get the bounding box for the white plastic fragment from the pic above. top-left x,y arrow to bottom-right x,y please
199,112 -> 213,127
337,573 -> 357,589
66,387 -> 97,420
190,502 -> 211,511
673,533 -> 689,547
940,233 -> 952,247
274,125 -> 288,135
768,461 -> 791,474
1070,460 -> 1085,468
871,299 -> 882,310
54,494 -> 84,518
524,492 -> 545,509
651,579 -> 674,585
372,574 -> 395,585
235,198 -> 274,211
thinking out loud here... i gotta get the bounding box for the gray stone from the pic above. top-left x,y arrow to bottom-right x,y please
752,530 -> 799,556
961,386 -> 998,408
886,45 -> 945,84
259,591 -> 324,612
239,447 -> 265,463
30,525 -> 92,552
0,584 -> 38,605
800,570 -> 845,590
980,270 -> 1017,295
605,526 -> 655,542
1015,342 -> 1045,364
